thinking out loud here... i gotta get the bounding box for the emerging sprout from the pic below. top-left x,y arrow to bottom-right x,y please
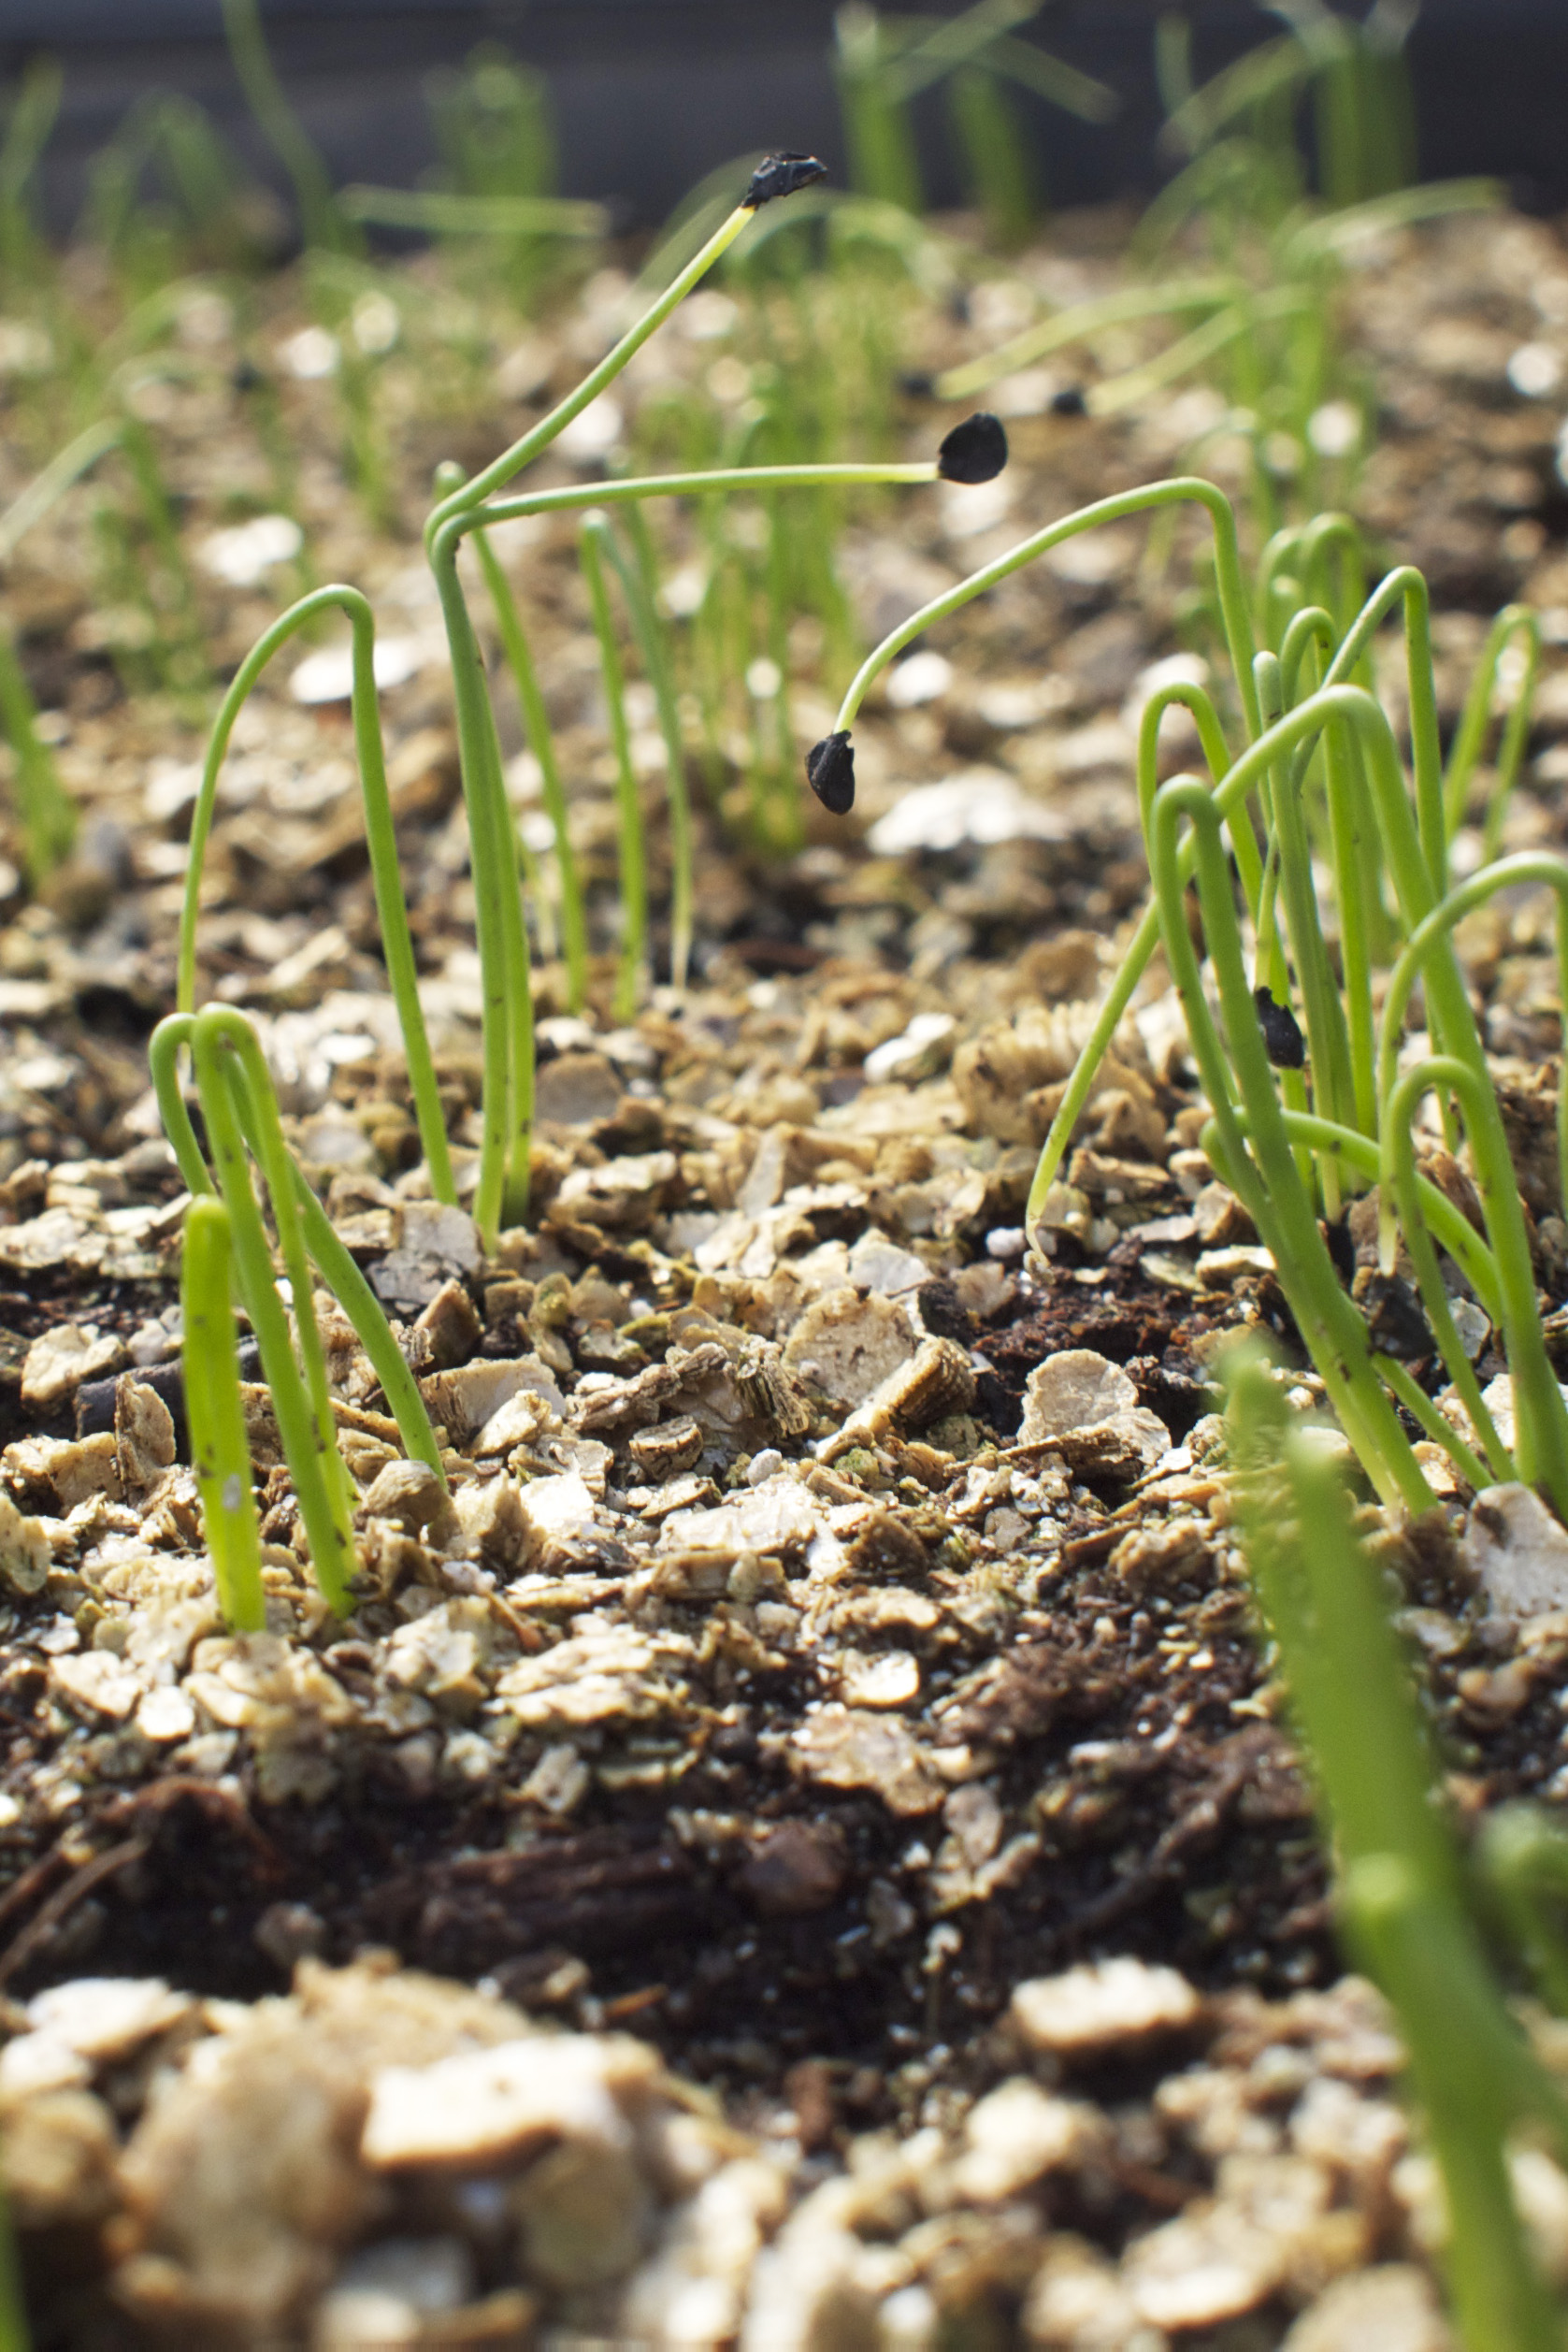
743,152 -> 829,209
1253,986 -> 1306,1068
805,729 -> 856,815
936,411 -> 1009,483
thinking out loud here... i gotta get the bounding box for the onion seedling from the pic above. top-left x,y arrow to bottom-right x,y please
220,0 -> 354,257
152,1006 -> 446,1622
420,148 -> 1011,1242
0,57 -> 61,285
180,1194 -> 266,1634
0,628 -> 72,887
831,0 -> 1116,227
470,522 -> 589,1012
813,471 -> 1567,1516
1228,1345 -> 1568,2352
580,511 -> 650,1023
176,584 -> 453,1204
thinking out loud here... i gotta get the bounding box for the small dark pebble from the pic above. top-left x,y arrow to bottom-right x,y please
898,369 -> 936,398
1051,384 -> 1088,415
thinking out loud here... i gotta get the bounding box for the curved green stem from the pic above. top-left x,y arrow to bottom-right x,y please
429,456 -> 942,1241
1278,605 -> 1336,705
1384,1056 -> 1568,1516
1443,605 -> 1541,855
1378,852 -> 1568,1235
1029,679 -> 1390,1224
176,584 -> 454,1205
0,415 -> 122,564
286,1168 -> 446,1486
425,198 -> 762,540
1293,510 -> 1365,632
832,475 -> 1263,745
1210,1105 -> 1503,1323
192,1010 -> 357,1609
151,1016 -> 444,1482
1152,774 -> 1432,1512
1319,564 -> 1446,896
1088,287 -> 1311,420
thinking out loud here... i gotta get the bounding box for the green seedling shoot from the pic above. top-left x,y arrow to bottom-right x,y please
221,0 -> 353,255
0,628 -> 71,886
470,520 -> 589,1011
0,57 -> 62,283
809,469 -> 1565,1517
1228,1348 -> 1568,2352
832,0 -> 1116,227
599,509 -> 698,987
180,1194 -> 266,1633
177,584 -> 453,1202
1443,604 -> 1541,859
580,510 -> 649,1022
152,1007 -> 446,1623
0,416 -> 132,887
409,152 -> 1012,1244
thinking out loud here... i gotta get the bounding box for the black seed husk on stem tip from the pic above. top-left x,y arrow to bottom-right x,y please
936,412 -> 1008,483
806,731 -> 856,815
743,153 -> 828,209
1254,986 -> 1306,1069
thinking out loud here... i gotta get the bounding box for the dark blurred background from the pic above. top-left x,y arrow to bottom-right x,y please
3,0 -> 1565,237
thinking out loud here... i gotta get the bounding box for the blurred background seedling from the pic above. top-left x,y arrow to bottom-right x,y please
833,0 -> 1118,243
1228,1348 -> 1568,2352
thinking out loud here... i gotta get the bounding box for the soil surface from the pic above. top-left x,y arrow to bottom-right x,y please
2,203 -> 1568,2345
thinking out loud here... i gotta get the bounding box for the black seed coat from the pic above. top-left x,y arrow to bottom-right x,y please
744,154 -> 828,209
806,731 -> 856,815
937,412 -> 1008,483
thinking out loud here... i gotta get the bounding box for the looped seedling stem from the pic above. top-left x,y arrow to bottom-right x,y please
176,584 -> 454,1205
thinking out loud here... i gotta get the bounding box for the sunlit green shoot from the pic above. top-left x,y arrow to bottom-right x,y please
177,584 -> 454,1205
151,1012 -> 445,1493
180,1194 -> 266,1634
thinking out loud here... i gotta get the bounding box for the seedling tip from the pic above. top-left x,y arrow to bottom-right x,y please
936,412 -> 1008,483
743,153 -> 828,209
806,729 -> 856,815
